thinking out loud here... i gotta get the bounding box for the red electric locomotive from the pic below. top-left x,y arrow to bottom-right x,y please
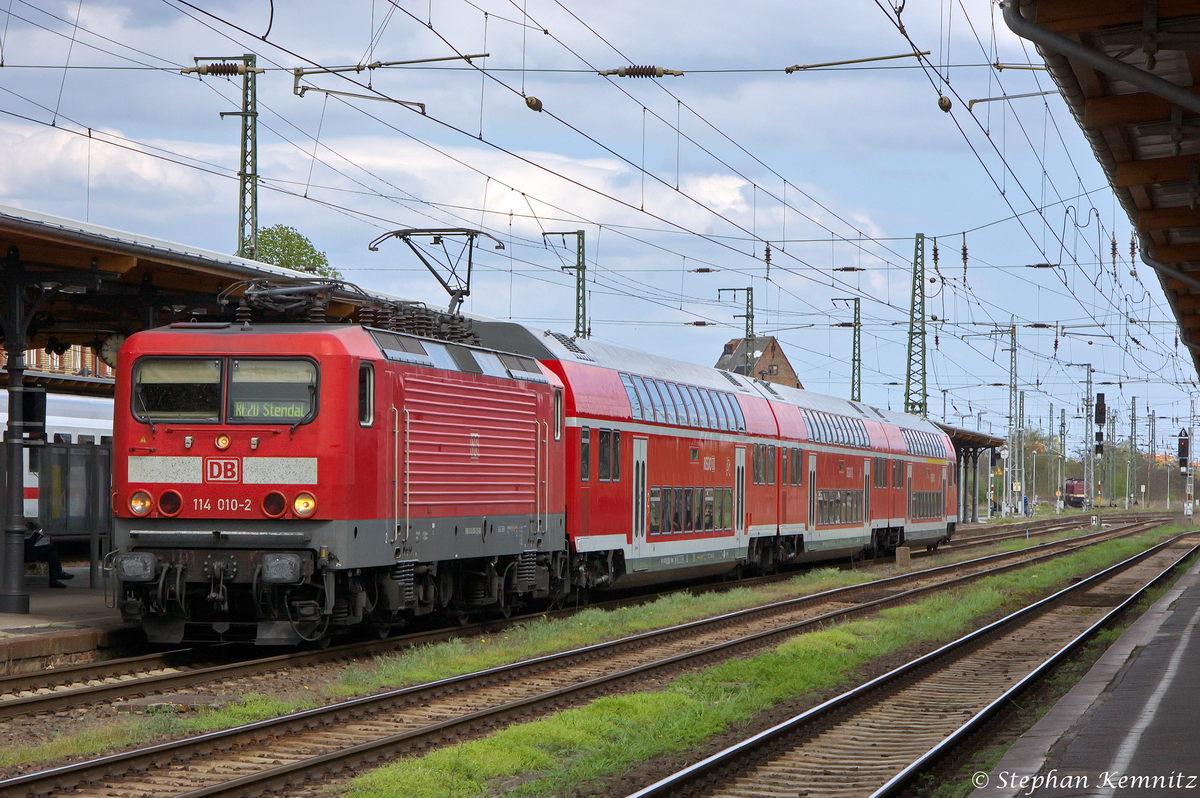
111,318 -> 956,645
112,322 -> 566,644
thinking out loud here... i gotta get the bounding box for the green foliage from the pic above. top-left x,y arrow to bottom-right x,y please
255,224 -> 341,279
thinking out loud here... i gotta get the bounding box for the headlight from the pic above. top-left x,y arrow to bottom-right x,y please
129,491 -> 153,516
158,490 -> 182,516
215,433 -> 231,450
115,552 -> 158,582
293,492 -> 317,518
261,552 -> 302,584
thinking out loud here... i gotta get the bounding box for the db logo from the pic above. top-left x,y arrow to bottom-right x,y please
205,458 -> 241,483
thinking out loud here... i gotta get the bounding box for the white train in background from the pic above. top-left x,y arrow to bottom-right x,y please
0,390 -> 113,522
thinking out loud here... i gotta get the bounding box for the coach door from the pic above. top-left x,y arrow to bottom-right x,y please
808,454 -> 817,529
632,438 -> 648,559
906,462 -> 914,523
863,458 -> 871,527
735,447 -> 746,535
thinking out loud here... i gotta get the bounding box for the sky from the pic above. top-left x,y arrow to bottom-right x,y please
0,0 -> 1194,458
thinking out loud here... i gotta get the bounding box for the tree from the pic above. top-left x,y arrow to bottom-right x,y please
255,224 -> 342,280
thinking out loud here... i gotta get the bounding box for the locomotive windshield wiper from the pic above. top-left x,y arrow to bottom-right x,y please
133,387 -> 157,434
290,384 -> 316,435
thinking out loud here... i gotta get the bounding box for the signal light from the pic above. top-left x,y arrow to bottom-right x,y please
129,491 -> 153,516
1095,393 -> 1106,426
158,490 -> 182,516
263,491 -> 286,518
293,492 -> 317,518
1180,430 -> 1190,474
215,434 -> 232,451
1095,443 -> 1104,456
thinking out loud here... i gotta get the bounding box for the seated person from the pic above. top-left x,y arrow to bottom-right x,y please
24,520 -> 73,588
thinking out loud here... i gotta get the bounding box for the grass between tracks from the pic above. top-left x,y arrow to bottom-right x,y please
337,529 -> 1181,798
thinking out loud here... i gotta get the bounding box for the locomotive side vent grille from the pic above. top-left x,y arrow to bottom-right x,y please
390,561 -> 417,605
545,331 -> 595,361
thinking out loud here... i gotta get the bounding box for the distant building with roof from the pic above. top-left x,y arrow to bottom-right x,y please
714,337 -> 803,389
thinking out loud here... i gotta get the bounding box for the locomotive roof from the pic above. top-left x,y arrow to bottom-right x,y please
471,321 -> 947,438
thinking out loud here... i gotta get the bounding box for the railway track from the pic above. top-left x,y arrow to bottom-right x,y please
0,518 -> 1170,797
0,516 -> 1165,723
625,533 -> 1196,798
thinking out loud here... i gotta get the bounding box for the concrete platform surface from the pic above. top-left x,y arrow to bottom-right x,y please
970,557 -> 1200,798
0,567 -> 135,671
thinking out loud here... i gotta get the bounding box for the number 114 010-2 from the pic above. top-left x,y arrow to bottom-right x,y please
193,498 -> 253,511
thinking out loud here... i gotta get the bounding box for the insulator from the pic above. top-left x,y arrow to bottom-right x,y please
307,304 -> 326,323
625,65 -> 659,78
377,304 -> 394,329
358,304 -> 376,327
203,62 -> 241,76
236,298 -> 252,324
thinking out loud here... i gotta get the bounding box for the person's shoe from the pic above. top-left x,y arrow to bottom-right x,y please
48,580 -> 67,588
55,572 -> 74,580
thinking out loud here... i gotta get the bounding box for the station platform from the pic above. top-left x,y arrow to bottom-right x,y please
0,566 -> 135,672
971,555 -> 1200,797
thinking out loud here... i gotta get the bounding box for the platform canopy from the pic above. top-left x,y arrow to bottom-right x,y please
0,204 -> 417,395
1005,0 -> 1200,378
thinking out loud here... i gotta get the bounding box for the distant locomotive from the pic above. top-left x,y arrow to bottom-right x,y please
111,321 -> 957,645
1063,477 -> 1087,508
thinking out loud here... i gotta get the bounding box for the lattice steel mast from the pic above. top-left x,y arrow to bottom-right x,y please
904,234 -> 927,416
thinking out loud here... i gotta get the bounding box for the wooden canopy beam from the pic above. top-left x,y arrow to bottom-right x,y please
1036,0 -> 1200,34
1115,153 -> 1200,187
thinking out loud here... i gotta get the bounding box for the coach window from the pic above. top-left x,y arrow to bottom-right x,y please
554,390 -> 562,440
729,395 -> 747,432
133,358 -> 222,423
648,379 -> 667,422
631,376 -> 655,422
689,386 -> 712,429
228,359 -> 318,424
358,362 -> 375,426
661,487 -> 674,533
892,458 -> 903,489
780,449 -> 788,487
657,379 -> 676,422
580,427 -> 591,481
598,430 -> 612,481
704,488 -> 714,531
620,374 -> 642,420
673,488 -> 684,533
699,390 -> 720,431
650,488 -> 662,535
682,487 -> 694,531
612,430 -> 622,481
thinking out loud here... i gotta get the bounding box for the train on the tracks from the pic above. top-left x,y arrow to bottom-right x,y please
110,320 -> 957,644
1063,478 -> 1087,508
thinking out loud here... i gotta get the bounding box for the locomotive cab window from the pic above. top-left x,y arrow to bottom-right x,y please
228,359 -> 318,424
554,390 -> 562,440
358,363 -> 374,426
133,358 -> 222,422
